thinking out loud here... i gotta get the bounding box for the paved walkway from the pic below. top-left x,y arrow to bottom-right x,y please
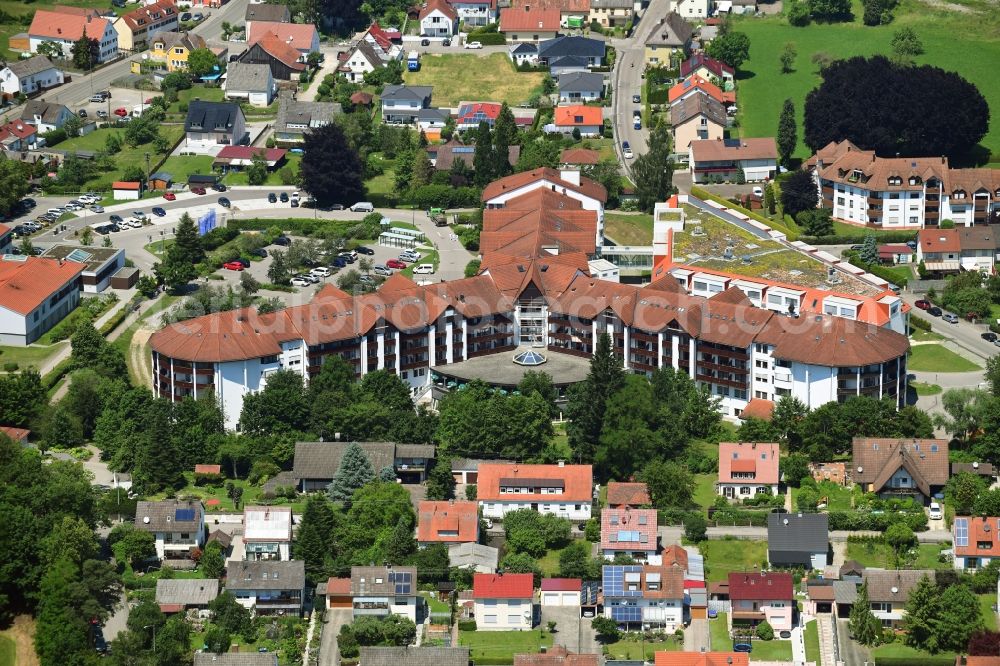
318,608 -> 352,666
684,619 -> 709,652
791,622 -> 807,665
817,615 -> 837,666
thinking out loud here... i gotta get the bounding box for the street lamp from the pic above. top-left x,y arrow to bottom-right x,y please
160,230 -> 165,257
143,624 -> 156,653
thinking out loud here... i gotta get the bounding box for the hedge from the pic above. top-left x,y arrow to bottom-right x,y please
910,315 -> 932,332
828,510 -> 928,532
408,185 -> 481,209
466,32 -> 505,45
98,306 -> 131,336
457,620 -> 477,631
227,217 -> 359,237
801,231 -> 917,245
42,357 -> 74,391
842,250 -> 909,287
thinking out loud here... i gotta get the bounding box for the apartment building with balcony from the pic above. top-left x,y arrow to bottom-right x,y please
477,461 -> 593,521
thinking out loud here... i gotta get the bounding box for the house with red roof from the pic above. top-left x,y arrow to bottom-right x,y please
417,500 -> 479,546
728,571 -> 794,631
248,20 -> 319,55
601,507 -> 658,562
237,32 -> 306,80
952,516 -> 1000,570
0,426 -> 29,444
113,181 -> 142,200
552,105 -> 603,137
473,573 -> 535,630
29,10 -> 118,63
499,6 -> 561,43
0,119 -> 37,151
539,578 -> 581,607
654,652 -> 748,666
213,146 -> 287,171
420,0 -> 458,37
476,462 -> 594,521
113,0 -> 178,53
324,577 -> 352,609
603,564 -> 685,630
515,646 -> 597,666
456,101 -> 502,131
679,54 -> 735,87
668,75 -> 723,105
717,442 -> 780,501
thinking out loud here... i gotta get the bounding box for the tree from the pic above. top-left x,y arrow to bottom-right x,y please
776,99 -> 797,166
111,527 -> 156,568
641,460 -> 695,509
583,159 -> 624,208
301,123 -> 365,207
903,574 -> 939,651
779,453 -> 811,488
71,30 -> 99,70
518,371 -> 559,418
780,168 -> 818,218
780,43 -> 797,73
0,370 -> 46,428
239,369 -> 308,435
425,459 -> 456,501
592,616 -> 621,643
558,540 -> 597,579
327,442 -> 375,505
385,515 -> 416,564
70,318 -> 127,378
985,356 -> 1000,397
861,0 -> 890,25
797,208 -> 833,237
204,626 -> 231,654
186,48 -> 219,78
199,540 -> 225,579
756,620 -> 774,640
807,0 -> 852,20
246,152 -> 268,186
267,250 -> 291,285
804,55 -> 989,158
684,513 -> 707,542
968,631 -> 1000,656
492,103 -> 517,178
631,122 -> 674,213
34,557 -> 94,665
208,591 -> 255,642
566,333 -> 625,463
472,121 -> 494,187
885,523 -> 915,566
378,465 -> 396,482
937,584 -> 984,651
859,233 -> 879,265
334,482 -> 416,569
706,31 -> 751,69
294,494 -> 337,582
850,580 -> 883,646
946,471 -> 986,515
890,27 -> 924,62
158,212 -> 201,293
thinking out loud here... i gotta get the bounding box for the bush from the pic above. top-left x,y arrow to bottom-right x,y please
910,316 -> 932,332
465,485 -> 477,501
801,231 -> 916,245
684,513 -> 707,542
756,620 -> 775,641
457,620 -> 477,631
3,362 -> 18,372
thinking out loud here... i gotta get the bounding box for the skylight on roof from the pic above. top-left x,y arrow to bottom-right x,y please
513,350 -> 546,366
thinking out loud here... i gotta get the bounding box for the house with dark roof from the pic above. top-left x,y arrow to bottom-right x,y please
273,90 -> 341,144
643,12 -> 693,68
227,560 -> 306,616
558,71 -> 604,103
20,99 -> 72,133
680,54 -> 735,86
728,572 -> 794,631
193,654 -> 277,666
156,578 -> 219,613
359,647 -> 470,666
538,35 -> 605,68
380,84 -> 432,124
689,138 -> 777,184
852,437 -> 949,504
859,569 -> 935,627
602,564 -> 685,630
184,100 -> 246,147
671,94 -> 726,154
340,39 -> 384,83
473,573 -> 535,630
350,566 -> 421,622
509,42 -> 538,66
292,441 -> 436,490
134,500 -> 206,561
244,3 -> 290,35
767,512 -> 829,569
515,645 -> 597,666
0,55 -> 63,96
431,137 -> 519,174
223,62 -> 275,107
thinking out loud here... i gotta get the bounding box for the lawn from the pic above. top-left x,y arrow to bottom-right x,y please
844,542 -> 950,570
732,0 -> 1000,161
709,614 -> 730,651
225,155 -> 301,186
458,629 -> 553,662
537,548 -> 562,577
870,641 -> 956,665
421,591 -> 451,614
146,472 -> 306,514
804,620 -> 820,665
144,239 -> 175,259
0,635 -> 13,666
156,155 -> 217,183
604,213 -> 654,245
0,342 -> 65,372
0,0 -> 127,60
699,539 -> 769,583
604,635 -> 683,659
56,126 -> 186,188
694,474 -> 718,511
710,614 -> 793,660
404,53 -> 546,107
172,85 -> 225,112
980,593 -> 998,632
910,328 -> 944,342
791,480 -> 854,511
907,344 -> 982,372
911,382 -> 942,396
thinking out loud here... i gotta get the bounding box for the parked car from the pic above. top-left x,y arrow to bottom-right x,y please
982,332 -> 997,342
349,201 -> 374,213
273,236 -> 290,246
90,205 -> 104,213
399,250 -> 420,262
622,141 -> 634,159
181,11 -> 192,20
413,263 -> 434,274
250,248 -> 267,258
310,266 -> 331,277
337,253 -> 356,264
96,110 -> 108,119
374,264 -> 392,276
290,199 -> 299,208
632,94 -> 641,103
113,107 -> 128,117
928,306 -> 943,317
218,197 -> 231,208
163,192 -> 176,201
386,259 -> 406,269
291,277 -> 310,287
356,246 -> 375,255
915,299 -> 931,310
330,203 -> 345,210
191,187 -> 207,195
299,273 -> 319,284
223,261 -> 244,271
268,192 -> 277,203
421,38 -> 430,46
132,210 -> 146,219
929,501 -> 943,520
465,41 -> 483,49
78,109 -> 87,118
280,192 -> 289,202
943,312 -> 959,323
442,38 -> 451,46
151,207 -> 166,217
212,183 -> 227,192
331,257 -> 347,268
109,215 -> 123,224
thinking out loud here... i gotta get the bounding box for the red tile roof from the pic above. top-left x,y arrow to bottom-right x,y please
606,481 -> 651,507
194,464 -> 221,474
740,398 -> 774,421
417,500 -> 479,543
473,573 -> 534,599
0,426 -> 29,442
540,578 -> 582,591
113,181 -> 141,190
29,10 -> 110,42
117,0 -> 177,33
420,0 -> 457,21
253,32 -> 307,69
476,462 -> 593,502
661,544 -> 689,570
456,101 -> 502,125
679,53 -> 735,79
601,507 -> 657,552
0,120 -> 36,141
326,577 -> 351,595
515,646 -> 598,666
727,572 -> 794,601
365,21 -> 394,51
655,653 -> 748,666
248,20 -> 318,52
0,257 -> 84,316
718,442 -> 780,485
954,516 -> 1000,558
560,148 -> 601,165
668,76 -> 723,104
500,6 -> 561,32
919,228 -> 961,254
482,167 -> 607,205
554,105 -> 603,127
481,190 -> 598,259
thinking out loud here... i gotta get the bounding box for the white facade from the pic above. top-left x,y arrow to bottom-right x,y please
30,22 -> 118,63
669,0 -> 711,17
0,278 -> 79,346
451,0 -> 496,26
420,9 -> 456,36
540,591 -> 580,606
718,481 -> 778,500
480,499 -> 592,521
484,169 -> 605,242
353,594 -> 419,622
603,598 -> 684,630
243,507 -> 292,561
474,597 -> 533,630
112,186 -> 141,201
0,62 -> 63,96
344,47 -> 379,83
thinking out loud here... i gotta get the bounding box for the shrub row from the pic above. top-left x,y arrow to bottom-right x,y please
910,315 -> 932,331
42,357 -> 73,391
801,231 -> 917,245
828,510 -> 928,532
98,306 -> 131,337
227,218 -> 358,237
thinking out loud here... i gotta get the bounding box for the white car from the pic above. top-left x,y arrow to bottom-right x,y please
929,502 -> 942,520
623,146 -> 634,159
128,217 -> 144,228
752,186 -> 764,197
400,251 -> 420,262
464,41 -> 483,49
290,277 -> 310,287
413,264 -> 435,274
310,266 -> 331,278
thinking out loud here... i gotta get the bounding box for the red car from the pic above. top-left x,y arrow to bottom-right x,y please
914,299 -> 931,310
163,192 -> 176,201
113,107 -> 128,117
191,187 -> 207,195
386,259 -> 407,269
223,261 -> 244,271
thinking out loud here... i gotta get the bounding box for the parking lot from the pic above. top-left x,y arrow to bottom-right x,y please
74,87 -> 159,122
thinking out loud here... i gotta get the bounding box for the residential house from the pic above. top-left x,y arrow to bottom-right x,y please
237,32 -> 306,80
0,120 -> 37,151
558,71 -> 604,103
590,0 -> 634,28
767,512 -> 829,569
860,569 -> 935,628
668,76 -> 724,105
350,566 -> 420,623
473,573 -> 535,630
916,226 -> 1000,274
150,31 -> 207,72
670,94 -> 726,154
359,21 -> 403,61
183,100 -> 247,147
553,105 -> 603,137
669,0 -> 711,19
0,426 -> 29,444
417,500 -> 479,546
227,560 -> 307,616
273,91 -> 340,144
689,138 -> 778,184
559,147 -> 601,168
243,506 -> 292,561
499,7 -> 561,43
29,10 -> 118,63
450,0 -> 498,26
601,507 -> 659,562
416,108 -> 450,138
324,577 -> 352,609
680,54 -> 735,88
514,646 -> 597,666
134,500 -> 206,562
602,564 -> 685,630
206,529 -> 233,557
952,462 -> 997,484
292,441 -> 436,490
448,542 -> 499,573
538,35 -> 605,69
0,256 -> 83,345
244,3 -> 290,35
340,40 -> 383,83
248,21 -> 319,57
809,462 -> 847,486
717,442 -> 780,501
539,579 -> 581,607
0,56 -> 63,97
509,42 -> 538,66
654,653 -> 749,666
476,461 -> 594,520
194,654 -> 277,666
643,13 -> 693,68
728,572 -> 794,632
878,244 -> 914,264
156,579 -> 219,613
359,647 -> 471,666
606,481 -> 651,508
20,99 -> 73,133
420,0 -> 458,37
432,137 -> 519,175
223,62 -> 275,106
381,84 -> 432,124
455,101 -> 502,131
852,437 -> 949,504
113,0 -> 178,53
953,517 -> 1000,570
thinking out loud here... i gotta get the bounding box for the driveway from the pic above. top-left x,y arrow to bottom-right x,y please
836,618 -> 870,666
684,618 -> 709,652
318,607 -> 353,666
541,605 -> 598,654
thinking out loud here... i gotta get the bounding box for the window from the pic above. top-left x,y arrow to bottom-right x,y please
507,614 -> 521,624
484,614 -> 497,624
739,486 -> 751,495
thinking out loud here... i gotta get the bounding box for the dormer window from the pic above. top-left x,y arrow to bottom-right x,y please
908,176 -> 920,186
848,169 -> 862,183
888,176 -> 901,186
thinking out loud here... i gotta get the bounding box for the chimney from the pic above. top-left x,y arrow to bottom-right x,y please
557,460 -> 565,467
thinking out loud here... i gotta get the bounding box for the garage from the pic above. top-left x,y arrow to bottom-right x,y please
540,578 -> 582,607
324,578 -> 352,609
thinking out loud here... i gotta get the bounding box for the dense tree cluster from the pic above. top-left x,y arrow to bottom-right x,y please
904,575 -> 983,652
300,122 -> 366,207
804,55 -> 989,158
631,122 -> 675,213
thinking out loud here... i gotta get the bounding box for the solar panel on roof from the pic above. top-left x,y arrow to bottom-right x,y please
454,147 -> 475,153
175,508 -> 195,521
389,571 -> 411,594
955,518 -> 969,547
66,249 -> 93,263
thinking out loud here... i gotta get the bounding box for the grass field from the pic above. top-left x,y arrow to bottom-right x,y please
56,126 -> 186,188
458,629 -> 552,662
732,0 -> 1000,162
982,593 -> 998,631
156,155 -> 216,183
605,635 -> 683,659
804,620 -> 820,665
910,328 -> 944,342
225,155 -> 301,186
0,635 -> 14,666
791,480 -> 854,511
0,342 -> 64,372
870,641 -> 956,665
709,612 -> 793,660
404,53 -> 546,107
907,344 -> 982,372
694,474 -> 718,510
699,539 -> 769,583
604,213 -> 654,245
845,542 -> 950,569
911,381 -> 942,396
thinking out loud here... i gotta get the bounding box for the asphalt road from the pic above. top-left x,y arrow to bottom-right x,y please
900,291 -> 996,365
